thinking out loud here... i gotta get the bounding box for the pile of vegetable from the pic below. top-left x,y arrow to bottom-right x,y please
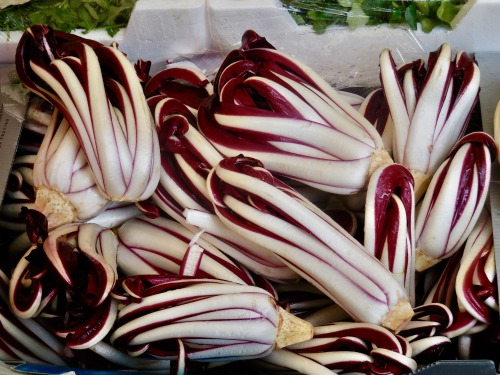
0,23 -> 498,374
0,0 -> 136,35
281,0 -> 470,33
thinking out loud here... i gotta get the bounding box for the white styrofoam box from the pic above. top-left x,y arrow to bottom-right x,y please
207,0 -> 497,88
119,0 -> 210,73
0,0 -> 497,86
0,31 -> 23,63
0,0 -> 211,72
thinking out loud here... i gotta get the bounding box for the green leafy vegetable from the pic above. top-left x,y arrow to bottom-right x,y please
281,0 -> 469,33
0,0 -> 136,36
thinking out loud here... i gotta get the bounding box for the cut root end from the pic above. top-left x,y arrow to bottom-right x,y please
415,248 -> 441,272
381,299 -> 414,333
275,305 -> 313,349
368,148 -> 394,178
34,186 -> 78,230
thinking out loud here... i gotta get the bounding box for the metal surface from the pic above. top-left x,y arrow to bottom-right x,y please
476,52 -> 500,316
13,363 -> 162,374
0,65 -> 26,206
413,360 -> 497,374
476,52 -> 500,137
0,103 -> 23,206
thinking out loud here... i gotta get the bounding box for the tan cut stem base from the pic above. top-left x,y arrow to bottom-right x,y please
35,186 -> 77,230
368,148 -> 394,178
381,300 -> 414,333
275,305 -> 313,349
411,170 -> 433,203
415,248 -> 441,272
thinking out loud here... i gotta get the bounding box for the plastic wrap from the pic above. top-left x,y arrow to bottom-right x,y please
207,0 -> 415,88
0,0 -> 492,88
206,0 -> 483,89
0,0 -> 137,36
280,0 -> 473,34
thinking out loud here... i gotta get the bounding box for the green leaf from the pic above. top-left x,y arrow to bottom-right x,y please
361,0 -> 393,22
405,3 -> 418,30
281,1 -> 470,34
0,0 -> 136,35
84,3 -> 100,21
347,2 -> 369,28
338,0 -> 353,7
312,19 -> 329,33
427,0 -> 442,15
419,16 -> 441,32
437,1 -> 461,24
290,11 -> 307,25
414,0 -> 429,16
389,8 -> 404,24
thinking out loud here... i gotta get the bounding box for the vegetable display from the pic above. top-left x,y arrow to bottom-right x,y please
110,277 -> 313,363
33,109 -> 112,229
379,43 -> 481,200
281,0 -> 471,33
9,208 -> 119,350
0,23 -> 498,375
363,163 -> 415,304
206,154 -> 413,331
16,25 -> 161,203
414,132 -> 495,271
198,30 -> 392,195
0,0 -> 136,36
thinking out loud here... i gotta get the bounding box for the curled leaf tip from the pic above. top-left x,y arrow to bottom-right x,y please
19,206 -> 48,244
